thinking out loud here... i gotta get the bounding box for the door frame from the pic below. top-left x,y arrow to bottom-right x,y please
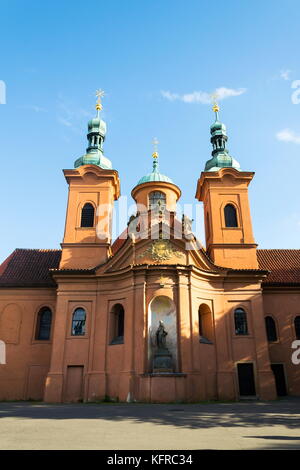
235,361 -> 258,399
271,362 -> 288,396
63,365 -> 85,402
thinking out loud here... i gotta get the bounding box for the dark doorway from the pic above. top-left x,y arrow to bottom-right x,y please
271,364 -> 287,396
237,363 -> 256,396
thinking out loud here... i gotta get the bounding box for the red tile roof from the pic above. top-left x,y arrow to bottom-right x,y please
111,228 -> 128,255
0,249 -> 61,287
1,247 -> 300,287
257,249 -> 300,286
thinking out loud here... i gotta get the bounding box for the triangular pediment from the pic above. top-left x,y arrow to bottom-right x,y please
97,220 -> 219,274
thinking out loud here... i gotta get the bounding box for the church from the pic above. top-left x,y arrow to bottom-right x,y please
0,93 -> 300,403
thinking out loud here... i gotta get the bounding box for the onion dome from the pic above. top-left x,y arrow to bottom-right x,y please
204,103 -> 241,172
74,90 -> 113,170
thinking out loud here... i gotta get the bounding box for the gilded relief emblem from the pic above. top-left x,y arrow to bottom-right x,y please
138,240 -> 184,262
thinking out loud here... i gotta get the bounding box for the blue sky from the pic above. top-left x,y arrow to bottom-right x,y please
1,0 -> 300,262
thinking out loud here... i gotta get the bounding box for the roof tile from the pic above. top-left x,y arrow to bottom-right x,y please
1,247 -> 300,287
111,229 -> 128,255
257,249 -> 300,285
0,249 -> 61,287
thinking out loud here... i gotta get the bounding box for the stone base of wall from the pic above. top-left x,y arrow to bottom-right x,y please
138,374 -> 187,403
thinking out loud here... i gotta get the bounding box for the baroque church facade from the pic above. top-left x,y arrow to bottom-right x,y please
0,96 -> 300,403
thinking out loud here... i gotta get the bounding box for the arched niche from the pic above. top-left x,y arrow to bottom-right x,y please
0,304 -> 22,344
148,295 -> 177,372
198,303 -> 213,343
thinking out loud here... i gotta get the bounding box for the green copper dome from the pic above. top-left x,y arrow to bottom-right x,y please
204,106 -> 241,172
74,151 -> 112,170
74,103 -> 113,170
204,153 -> 241,172
135,152 -> 174,186
137,170 -> 174,185
210,120 -> 227,135
87,116 -> 107,136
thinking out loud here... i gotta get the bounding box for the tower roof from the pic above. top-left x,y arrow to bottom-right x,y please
204,102 -> 241,172
136,168 -> 174,185
74,90 -> 113,170
135,140 -> 175,187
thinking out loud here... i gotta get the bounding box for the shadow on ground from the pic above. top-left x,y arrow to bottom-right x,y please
0,397 -> 300,432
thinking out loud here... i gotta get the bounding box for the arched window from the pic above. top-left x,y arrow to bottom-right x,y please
71,308 -> 86,336
234,308 -> 248,335
294,316 -> 300,340
110,304 -> 125,344
265,316 -> 277,342
149,191 -> 166,210
80,203 -> 95,227
224,204 -> 238,227
198,304 -> 213,343
35,307 -> 52,340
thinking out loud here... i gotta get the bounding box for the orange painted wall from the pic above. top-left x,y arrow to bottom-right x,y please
131,181 -> 181,213
60,165 -> 120,270
1,161 -> 300,404
262,291 -> 300,395
2,270 -> 300,402
0,288 -> 56,400
196,168 -> 258,269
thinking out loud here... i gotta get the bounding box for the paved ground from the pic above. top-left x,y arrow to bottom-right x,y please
0,398 -> 300,450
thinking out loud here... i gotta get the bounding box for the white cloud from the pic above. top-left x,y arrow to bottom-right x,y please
212,87 -> 247,100
161,90 -> 180,102
280,69 -> 291,81
18,105 -> 47,113
57,117 -> 72,127
56,94 -> 91,132
276,128 -> 300,144
161,87 -> 247,104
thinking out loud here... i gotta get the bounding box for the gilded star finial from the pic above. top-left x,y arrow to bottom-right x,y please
211,92 -> 220,114
95,89 -> 105,114
152,137 -> 159,159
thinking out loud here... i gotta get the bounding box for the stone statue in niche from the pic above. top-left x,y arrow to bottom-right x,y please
152,320 -> 173,373
156,320 -> 168,350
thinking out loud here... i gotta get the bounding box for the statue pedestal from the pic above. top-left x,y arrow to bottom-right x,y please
153,348 -> 173,373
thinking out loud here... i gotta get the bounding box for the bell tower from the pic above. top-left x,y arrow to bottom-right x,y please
60,91 -> 120,269
195,103 -> 258,269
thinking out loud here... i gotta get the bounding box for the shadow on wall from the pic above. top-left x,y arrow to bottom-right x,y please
196,289 -> 300,400
59,234 -> 106,269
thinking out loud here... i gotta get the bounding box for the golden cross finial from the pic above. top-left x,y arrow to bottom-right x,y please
95,89 -> 105,112
210,92 -> 220,114
152,137 -> 159,158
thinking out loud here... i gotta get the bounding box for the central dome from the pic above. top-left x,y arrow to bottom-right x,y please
136,170 -> 174,186
132,151 -> 181,211
135,152 -> 174,187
